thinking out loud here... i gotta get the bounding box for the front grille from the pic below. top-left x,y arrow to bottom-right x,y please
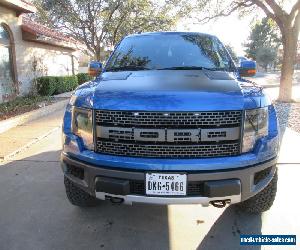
95,110 -> 242,128
130,180 -> 204,196
95,110 -> 242,158
96,141 -> 240,158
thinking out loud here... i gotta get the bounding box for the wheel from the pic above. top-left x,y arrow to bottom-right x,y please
64,176 -> 97,207
236,170 -> 278,213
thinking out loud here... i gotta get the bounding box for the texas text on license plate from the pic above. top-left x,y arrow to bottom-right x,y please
145,173 -> 187,196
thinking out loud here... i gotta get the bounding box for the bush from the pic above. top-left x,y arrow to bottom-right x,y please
55,76 -> 78,94
77,73 -> 93,85
36,76 -> 57,96
36,76 -> 78,96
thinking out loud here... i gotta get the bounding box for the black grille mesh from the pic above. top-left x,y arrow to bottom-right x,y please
95,110 -> 242,128
96,141 -> 240,158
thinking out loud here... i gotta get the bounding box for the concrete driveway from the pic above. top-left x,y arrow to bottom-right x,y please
248,70 -> 300,87
0,110 -> 299,250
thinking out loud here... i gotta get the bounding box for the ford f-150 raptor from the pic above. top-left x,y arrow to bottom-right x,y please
61,32 -> 279,213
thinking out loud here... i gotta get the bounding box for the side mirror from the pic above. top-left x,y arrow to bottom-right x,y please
238,60 -> 256,77
88,61 -> 102,77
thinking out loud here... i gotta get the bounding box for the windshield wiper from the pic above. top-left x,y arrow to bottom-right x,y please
157,66 -> 225,71
105,65 -> 151,72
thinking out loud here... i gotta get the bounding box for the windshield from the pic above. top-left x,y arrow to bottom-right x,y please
105,33 -> 234,72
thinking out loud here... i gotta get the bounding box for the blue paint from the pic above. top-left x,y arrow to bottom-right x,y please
62,104 -> 279,171
71,71 -> 269,111
62,31 -> 279,172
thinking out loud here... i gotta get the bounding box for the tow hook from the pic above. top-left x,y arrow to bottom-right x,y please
106,196 -> 124,204
210,199 -> 231,208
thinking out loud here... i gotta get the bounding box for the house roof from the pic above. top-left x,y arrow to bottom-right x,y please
21,17 -> 79,50
0,0 -> 36,15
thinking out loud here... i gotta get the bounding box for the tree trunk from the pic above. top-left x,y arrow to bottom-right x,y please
95,52 -> 101,62
95,45 -> 101,62
278,31 -> 298,102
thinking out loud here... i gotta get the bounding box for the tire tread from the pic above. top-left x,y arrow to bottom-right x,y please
237,170 -> 278,213
64,176 -> 97,207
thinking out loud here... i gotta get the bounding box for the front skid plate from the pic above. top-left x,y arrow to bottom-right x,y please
95,192 -> 241,206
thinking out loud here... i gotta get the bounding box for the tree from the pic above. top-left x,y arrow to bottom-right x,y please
225,44 -> 239,63
256,47 -> 277,70
32,0 -> 182,61
194,0 -> 300,102
245,17 -> 281,61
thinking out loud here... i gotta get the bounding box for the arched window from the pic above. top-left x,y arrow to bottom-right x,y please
0,24 -> 16,101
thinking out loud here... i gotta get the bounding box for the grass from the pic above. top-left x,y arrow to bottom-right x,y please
0,95 -> 53,121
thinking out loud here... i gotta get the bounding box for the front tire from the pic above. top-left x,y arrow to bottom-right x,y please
237,170 -> 278,213
64,176 -> 97,207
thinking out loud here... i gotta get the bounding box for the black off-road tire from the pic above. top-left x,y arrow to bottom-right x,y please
236,170 -> 278,213
64,176 -> 97,207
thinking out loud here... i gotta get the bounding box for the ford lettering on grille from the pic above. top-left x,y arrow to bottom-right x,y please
96,126 -> 240,142
94,110 -> 242,158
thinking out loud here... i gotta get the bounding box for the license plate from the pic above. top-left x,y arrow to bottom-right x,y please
145,173 -> 187,196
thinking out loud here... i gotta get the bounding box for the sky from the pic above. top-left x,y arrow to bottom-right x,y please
177,12 -> 255,56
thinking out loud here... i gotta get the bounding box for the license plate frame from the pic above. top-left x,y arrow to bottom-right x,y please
145,172 -> 187,196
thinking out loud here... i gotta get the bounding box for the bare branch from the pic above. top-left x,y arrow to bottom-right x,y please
289,0 -> 300,25
197,1 -> 254,24
265,0 -> 287,17
290,0 -> 300,17
250,0 -> 285,33
112,13 -> 128,45
293,10 -> 300,35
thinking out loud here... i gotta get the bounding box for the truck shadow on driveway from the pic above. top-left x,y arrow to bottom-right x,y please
0,150 -> 263,250
197,206 -> 262,250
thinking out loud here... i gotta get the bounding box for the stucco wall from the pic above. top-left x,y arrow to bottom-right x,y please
0,5 -> 79,102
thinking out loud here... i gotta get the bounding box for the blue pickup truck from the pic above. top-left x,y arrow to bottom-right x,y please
61,32 -> 279,213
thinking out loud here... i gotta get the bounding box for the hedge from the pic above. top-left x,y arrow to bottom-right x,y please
55,76 -> 78,94
35,76 -> 57,96
77,73 -> 93,85
36,76 -> 78,96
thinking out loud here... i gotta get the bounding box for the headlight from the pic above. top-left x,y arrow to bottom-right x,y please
71,107 -> 94,150
242,107 -> 268,153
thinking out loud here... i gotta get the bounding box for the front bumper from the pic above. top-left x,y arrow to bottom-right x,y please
61,153 -> 277,206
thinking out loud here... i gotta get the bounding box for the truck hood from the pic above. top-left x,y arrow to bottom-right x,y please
73,70 -> 270,111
